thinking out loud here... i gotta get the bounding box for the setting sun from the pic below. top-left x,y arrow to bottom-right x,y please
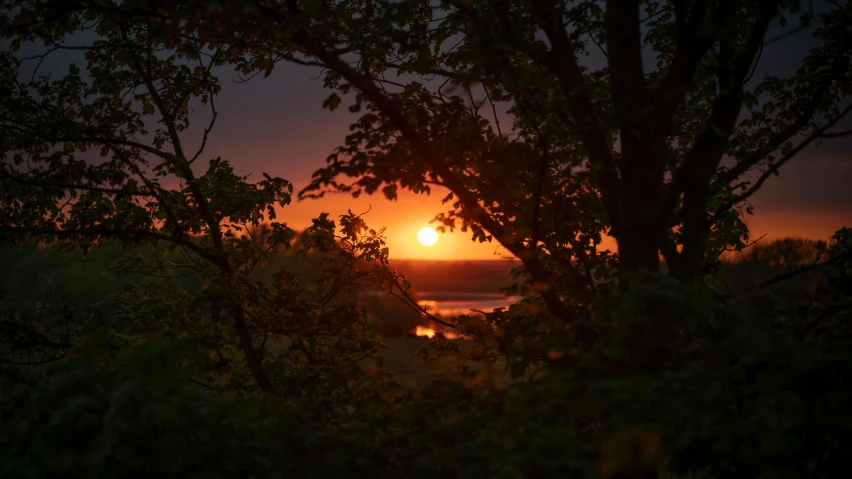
417,227 -> 439,246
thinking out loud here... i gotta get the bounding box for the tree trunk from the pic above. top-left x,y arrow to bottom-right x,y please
617,231 -> 661,277
615,171 -> 665,284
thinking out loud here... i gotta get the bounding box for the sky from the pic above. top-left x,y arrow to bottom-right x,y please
11,6 -> 852,261
188,12 -> 850,260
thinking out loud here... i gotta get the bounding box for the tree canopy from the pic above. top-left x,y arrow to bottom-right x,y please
2,1 -> 852,478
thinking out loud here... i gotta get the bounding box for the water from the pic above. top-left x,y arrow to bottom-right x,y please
416,291 -> 520,317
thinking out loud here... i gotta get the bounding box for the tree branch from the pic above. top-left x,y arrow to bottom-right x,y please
718,58 -> 849,186
119,23 -> 227,260
605,0 -> 652,141
247,0 -> 598,346
710,102 -> 852,223
663,1 -> 780,220
663,1 -> 780,277
650,0 -> 713,141
533,0 -> 620,225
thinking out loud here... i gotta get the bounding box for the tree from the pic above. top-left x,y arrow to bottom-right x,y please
186,0 -> 852,358
0,9 -> 404,400
733,237 -> 830,267
43,0 -> 847,327
4,2 -> 852,478
5,0 -> 851,344
288,0 -> 852,287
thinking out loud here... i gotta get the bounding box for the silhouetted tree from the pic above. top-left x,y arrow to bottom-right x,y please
3,2 -> 852,478
0,11 -> 401,396
735,237 -> 829,267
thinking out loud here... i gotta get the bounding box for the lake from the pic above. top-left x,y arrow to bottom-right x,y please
361,259 -> 523,337
416,291 -> 520,316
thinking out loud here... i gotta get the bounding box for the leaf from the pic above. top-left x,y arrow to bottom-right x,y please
257,57 -> 274,78
322,93 -> 342,111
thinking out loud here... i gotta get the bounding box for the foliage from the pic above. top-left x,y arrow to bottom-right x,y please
0,239 -> 427,338
0,338 -> 393,478
729,237 -> 830,267
2,1 -> 852,478
0,8 -> 411,402
830,227 -> 852,275
2,339 -> 279,478
292,0 -> 852,287
373,278 -> 852,479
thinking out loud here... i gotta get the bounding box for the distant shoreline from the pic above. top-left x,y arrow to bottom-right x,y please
391,258 -> 522,263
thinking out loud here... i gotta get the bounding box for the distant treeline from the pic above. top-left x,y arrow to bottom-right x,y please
390,259 -> 520,294
1,236 -> 843,336
0,240 -> 431,336
0,241 -> 522,304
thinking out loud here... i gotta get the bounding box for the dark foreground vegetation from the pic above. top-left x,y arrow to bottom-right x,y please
3,1 -> 852,478
0,243 -> 522,337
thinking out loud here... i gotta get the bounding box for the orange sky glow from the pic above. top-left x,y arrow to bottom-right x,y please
277,187 -> 515,260
275,185 -> 849,261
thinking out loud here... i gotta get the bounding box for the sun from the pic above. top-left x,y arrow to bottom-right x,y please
417,227 -> 439,246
